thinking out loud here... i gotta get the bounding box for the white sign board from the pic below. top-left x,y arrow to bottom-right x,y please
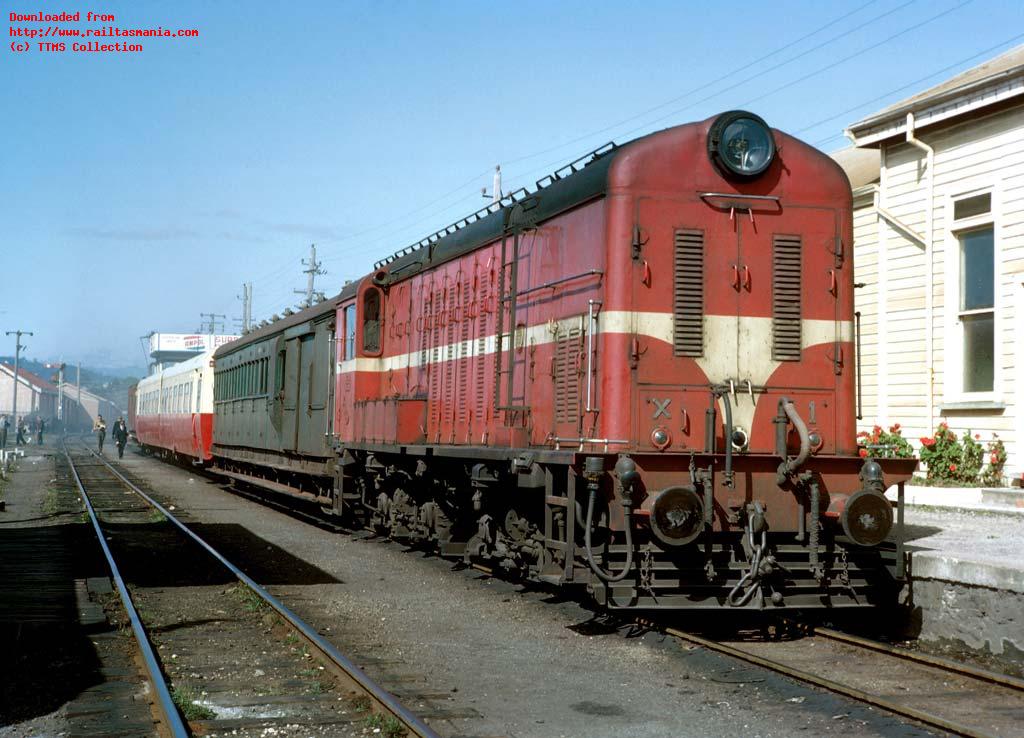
149,333 -> 239,354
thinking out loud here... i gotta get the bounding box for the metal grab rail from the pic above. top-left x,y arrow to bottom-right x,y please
78,442 -> 440,738
62,441 -> 189,738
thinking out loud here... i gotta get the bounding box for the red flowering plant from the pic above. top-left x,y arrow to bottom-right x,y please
856,423 -> 914,459
917,423 -> 962,482
982,434 -> 1008,487
918,423 -> 985,484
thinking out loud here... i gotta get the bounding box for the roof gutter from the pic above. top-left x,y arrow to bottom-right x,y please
904,112 -> 935,433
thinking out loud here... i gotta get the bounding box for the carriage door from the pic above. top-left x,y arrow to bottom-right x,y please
281,336 -> 301,451
297,326 -> 329,455
296,332 -> 320,453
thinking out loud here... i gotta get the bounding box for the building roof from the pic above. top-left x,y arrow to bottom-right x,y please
0,363 -> 58,393
61,382 -> 114,405
829,146 -> 880,190
846,44 -> 1024,147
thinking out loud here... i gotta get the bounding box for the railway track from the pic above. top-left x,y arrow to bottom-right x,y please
647,618 -> 1024,737
63,439 -> 439,738
132,442 -> 1024,736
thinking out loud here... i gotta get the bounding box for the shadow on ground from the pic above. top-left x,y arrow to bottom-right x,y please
103,521 -> 342,587
0,525 -> 106,725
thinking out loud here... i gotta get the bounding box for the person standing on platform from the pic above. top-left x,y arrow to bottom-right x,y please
36,418 -> 45,446
94,415 -> 107,453
112,417 -> 128,459
15,419 -> 26,446
0,415 -> 8,449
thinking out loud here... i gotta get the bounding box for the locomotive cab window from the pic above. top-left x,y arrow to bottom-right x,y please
344,304 -> 356,359
362,288 -> 382,355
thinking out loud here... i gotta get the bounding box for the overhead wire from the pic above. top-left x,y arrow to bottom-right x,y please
797,33 -> 1024,138
238,0 -> 982,328
315,0 -> 897,265
497,0 -> 896,169
494,0 -> 974,198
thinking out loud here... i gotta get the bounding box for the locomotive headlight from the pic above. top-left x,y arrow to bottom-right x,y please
708,111 -> 776,178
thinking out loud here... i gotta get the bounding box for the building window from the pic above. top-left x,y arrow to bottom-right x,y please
950,188 -> 996,397
959,227 -> 994,392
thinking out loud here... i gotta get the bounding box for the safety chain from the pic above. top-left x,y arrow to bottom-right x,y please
639,548 -> 655,593
727,528 -> 767,608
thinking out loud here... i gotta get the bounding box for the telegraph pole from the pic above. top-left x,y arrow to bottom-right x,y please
76,363 -> 81,431
57,363 -> 64,423
237,282 -> 253,332
5,330 -> 33,446
294,244 -> 326,309
199,313 -> 226,334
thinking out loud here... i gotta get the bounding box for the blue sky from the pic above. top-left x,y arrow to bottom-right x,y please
2,0 -> 1023,372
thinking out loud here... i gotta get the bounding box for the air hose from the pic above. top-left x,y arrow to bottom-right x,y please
584,484 -> 634,583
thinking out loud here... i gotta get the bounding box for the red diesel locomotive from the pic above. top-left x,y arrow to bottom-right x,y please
208,110 -> 915,611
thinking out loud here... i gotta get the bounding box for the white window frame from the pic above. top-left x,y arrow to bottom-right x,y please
943,185 -> 1001,404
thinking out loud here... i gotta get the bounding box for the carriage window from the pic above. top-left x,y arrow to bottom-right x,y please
362,289 -> 381,354
344,304 -> 356,359
275,350 -> 286,394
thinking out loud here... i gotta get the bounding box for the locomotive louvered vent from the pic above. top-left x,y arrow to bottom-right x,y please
772,235 -> 803,361
673,230 -> 704,357
554,322 -> 584,425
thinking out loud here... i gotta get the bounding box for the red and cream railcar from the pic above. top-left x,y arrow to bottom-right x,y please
329,111 -> 916,610
135,351 -> 215,462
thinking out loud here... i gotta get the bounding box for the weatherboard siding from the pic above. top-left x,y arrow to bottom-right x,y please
853,105 -> 1024,478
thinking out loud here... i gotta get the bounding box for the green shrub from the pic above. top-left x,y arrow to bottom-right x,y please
982,435 -> 1007,487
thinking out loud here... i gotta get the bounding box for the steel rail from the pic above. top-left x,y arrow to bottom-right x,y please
81,444 -> 440,738
62,442 -> 190,738
651,620 -> 995,738
807,623 -> 1024,692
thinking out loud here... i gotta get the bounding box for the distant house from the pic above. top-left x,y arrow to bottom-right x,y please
0,363 -> 58,421
61,383 -> 121,431
837,45 -> 1024,480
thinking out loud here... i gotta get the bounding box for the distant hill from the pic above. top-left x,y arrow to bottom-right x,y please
0,357 -> 141,414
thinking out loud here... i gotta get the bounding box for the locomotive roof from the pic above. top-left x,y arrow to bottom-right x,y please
214,296 -> 339,359
345,140 -> 625,298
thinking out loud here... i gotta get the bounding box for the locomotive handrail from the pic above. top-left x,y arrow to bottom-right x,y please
514,269 -> 603,299
586,299 -> 602,413
699,192 -> 781,202
699,192 -> 782,213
